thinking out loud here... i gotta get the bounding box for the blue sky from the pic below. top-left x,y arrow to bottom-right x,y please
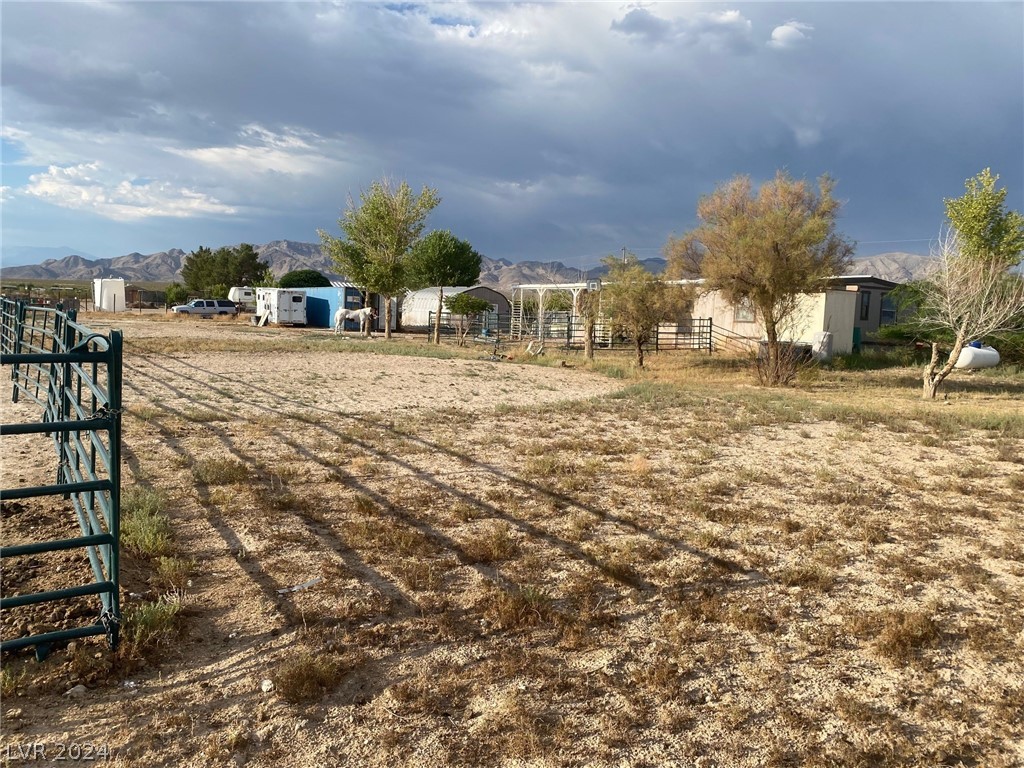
2,1 -> 1022,268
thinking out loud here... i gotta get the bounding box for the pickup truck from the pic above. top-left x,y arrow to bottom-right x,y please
171,299 -> 239,316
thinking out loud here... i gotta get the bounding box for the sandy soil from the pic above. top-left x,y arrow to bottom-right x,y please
2,314 -> 1022,767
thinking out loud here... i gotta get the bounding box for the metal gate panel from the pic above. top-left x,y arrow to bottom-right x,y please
1,300 -> 122,659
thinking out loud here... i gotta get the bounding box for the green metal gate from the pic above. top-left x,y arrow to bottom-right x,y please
1,299 -> 122,659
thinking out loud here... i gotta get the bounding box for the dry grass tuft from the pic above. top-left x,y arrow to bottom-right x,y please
478,583 -> 555,631
871,609 -> 942,664
191,457 -> 249,485
462,521 -> 520,564
271,648 -> 365,703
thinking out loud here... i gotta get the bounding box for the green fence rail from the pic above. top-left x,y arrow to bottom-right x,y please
1,299 -> 122,660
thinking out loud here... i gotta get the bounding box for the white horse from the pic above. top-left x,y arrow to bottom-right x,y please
334,306 -> 376,336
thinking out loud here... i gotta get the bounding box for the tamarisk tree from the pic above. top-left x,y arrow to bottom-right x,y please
667,172 -> 853,385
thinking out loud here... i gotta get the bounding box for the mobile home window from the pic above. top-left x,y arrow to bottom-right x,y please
859,291 -> 871,321
292,295 -> 303,303
735,299 -> 755,323
880,293 -> 897,326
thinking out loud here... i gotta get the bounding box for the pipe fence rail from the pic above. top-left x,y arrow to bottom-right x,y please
428,311 -> 718,354
1,299 -> 122,660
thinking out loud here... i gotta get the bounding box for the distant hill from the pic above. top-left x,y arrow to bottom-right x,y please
1,245 -> 99,268
0,241 -> 937,293
847,252 -> 938,283
0,241 -> 668,294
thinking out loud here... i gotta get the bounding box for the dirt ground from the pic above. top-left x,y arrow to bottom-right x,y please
1,314 -> 1022,767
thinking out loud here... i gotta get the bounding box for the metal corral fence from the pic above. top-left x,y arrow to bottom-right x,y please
423,312 -> 514,340
428,311 -> 718,354
0,299 -> 122,659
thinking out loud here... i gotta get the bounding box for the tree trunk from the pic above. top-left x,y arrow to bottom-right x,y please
765,325 -> 781,386
384,296 -> 393,340
922,331 -> 967,399
363,291 -> 372,338
635,337 -> 645,369
584,316 -> 595,361
433,288 -> 443,345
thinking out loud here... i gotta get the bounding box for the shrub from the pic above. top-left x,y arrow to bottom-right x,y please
121,486 -> 174,558
279,269 -> 331,288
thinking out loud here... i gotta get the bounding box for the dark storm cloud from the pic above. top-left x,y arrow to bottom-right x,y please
1,2 -> 1021,262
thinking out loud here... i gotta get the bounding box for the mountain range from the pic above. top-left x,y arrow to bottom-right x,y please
0,240 -> 935,294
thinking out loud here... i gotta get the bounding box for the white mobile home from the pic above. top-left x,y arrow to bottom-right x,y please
691,289 -> 857,355
256,288 -> 307,326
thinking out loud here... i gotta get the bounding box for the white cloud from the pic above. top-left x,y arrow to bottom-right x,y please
685,10 -> 755,53
23,162 -> 236,221
768,21 -> 814,50
611,7 -> 754,52
166,125 -> 349,179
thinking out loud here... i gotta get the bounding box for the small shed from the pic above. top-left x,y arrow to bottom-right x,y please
401,286 -> 510,328
93,279 -> 126,312
303,285 -> 396,331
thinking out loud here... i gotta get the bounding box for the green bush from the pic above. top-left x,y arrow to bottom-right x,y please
121,486 -> 174,558
279,269 -> 331,288
165,283 -> 188,306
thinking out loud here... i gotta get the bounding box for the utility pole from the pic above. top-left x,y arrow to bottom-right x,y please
621,246 -> 627,263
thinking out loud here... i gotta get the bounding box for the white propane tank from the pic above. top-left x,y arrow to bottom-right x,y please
954,345 -> 1000,370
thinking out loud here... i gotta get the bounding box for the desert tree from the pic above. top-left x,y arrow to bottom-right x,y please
165,282 -> 188,306
944,168 -> 1024,268
407,230 -> 482,344
319,177 -> 441,340
278,269 -> 332,289
576,288 -> 601,361
667,172 -> 853,385
916,231 -> 1024,399
913,170 -> 1024,399
253,267 -> 277,288
180,243 -> 269,296
444,293 -> 492,346
600,255 -> 687,369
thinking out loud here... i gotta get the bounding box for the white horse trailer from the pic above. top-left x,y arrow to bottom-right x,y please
256,288 -> 307,326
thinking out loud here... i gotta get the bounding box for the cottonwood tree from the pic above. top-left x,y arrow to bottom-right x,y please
319,178 -> 441,340
407,230 -> 482,344
667,172 -> 853,385
914,170 -> 1024,399
600,255 -> 686,368
916,232 -> 1024,399
944,168 -> 1024,268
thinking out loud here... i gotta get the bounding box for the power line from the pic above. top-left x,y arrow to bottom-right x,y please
856,238 -> 934,244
